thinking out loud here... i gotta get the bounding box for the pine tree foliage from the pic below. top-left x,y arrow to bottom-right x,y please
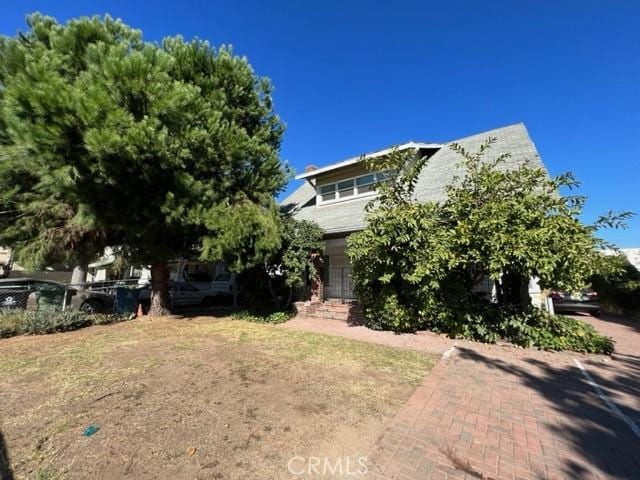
0,14 -> 289,313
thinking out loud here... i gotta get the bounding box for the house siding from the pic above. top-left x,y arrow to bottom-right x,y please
282,123 -> 549,312
283,123 -> 545,236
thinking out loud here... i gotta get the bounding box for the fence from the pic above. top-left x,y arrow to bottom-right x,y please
0,285 -> 38,310
0,278 -> 146,314
71,278 -> 145,294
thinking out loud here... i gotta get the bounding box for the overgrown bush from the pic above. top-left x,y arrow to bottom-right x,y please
500,308 -> 614,354
0,309 -> 129,338
590,254 -> 640,318
347,139 -> 626,354
232,309 -> 293,324
236,216 -> 323,309
358,290 -> 614,353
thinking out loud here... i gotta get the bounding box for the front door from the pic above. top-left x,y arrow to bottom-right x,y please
325,255 -> 354,301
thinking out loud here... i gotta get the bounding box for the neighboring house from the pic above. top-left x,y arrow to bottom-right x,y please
0,247 -> 13,278
620,248 -> 640,272
87,248 -> 145,284
87,248 -> 230,290
601,248 -> 640,273
0,246 -> 73,282
281,123 -> 547,316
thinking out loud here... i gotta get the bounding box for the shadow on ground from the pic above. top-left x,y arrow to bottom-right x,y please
171,304 -> 239,319
575,311 -> 640,333
0,429 -> 14,480
456,347 -> 640,479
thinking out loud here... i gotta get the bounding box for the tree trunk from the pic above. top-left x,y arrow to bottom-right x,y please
70,263 -> 88,286
149,262 -> 172,316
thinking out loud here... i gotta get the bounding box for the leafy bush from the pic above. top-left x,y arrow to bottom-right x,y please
347,139 -> 621,354
590,254 -> 640,318
360,294 -> 613,354
236,217 -> 324,309
498,307 -> 614,354
0,309 -> 128,338
232,309 -> 293,324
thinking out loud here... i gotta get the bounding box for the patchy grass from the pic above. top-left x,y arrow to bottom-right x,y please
187,319 -> 432,385
0,316 -> 436,479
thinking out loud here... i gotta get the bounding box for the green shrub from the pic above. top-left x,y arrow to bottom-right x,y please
359,299 -> 613,354
0,310 -> 23,338
498,307 -> 614,354
347,138 -> 621,355
89,313 -> 130,325
0,309 -> 128,338
232,309 -> 293,324
590,254 -> 640,318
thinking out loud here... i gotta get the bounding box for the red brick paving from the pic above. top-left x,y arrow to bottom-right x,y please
284,314 -> 640,479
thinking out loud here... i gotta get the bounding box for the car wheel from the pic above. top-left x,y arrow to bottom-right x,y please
592,310 -> 601,317
80,299 -> 101,314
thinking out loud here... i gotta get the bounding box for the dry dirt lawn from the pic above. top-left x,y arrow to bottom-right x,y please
0,316 -> 436,479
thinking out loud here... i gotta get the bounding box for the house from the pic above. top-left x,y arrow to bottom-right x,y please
281,123 -> 547,320
620,248 -> 640,272
0,246 -> 73,282
87,247 -> 230,290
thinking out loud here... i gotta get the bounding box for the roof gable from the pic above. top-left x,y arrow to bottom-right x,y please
282,123 -> 545,234
294,141 -> 442,181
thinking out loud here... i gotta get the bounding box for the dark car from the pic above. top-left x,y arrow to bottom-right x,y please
0,278 -> 114,313
550,290 -> 601,317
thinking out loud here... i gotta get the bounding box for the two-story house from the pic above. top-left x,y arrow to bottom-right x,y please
281,123 -> 547,319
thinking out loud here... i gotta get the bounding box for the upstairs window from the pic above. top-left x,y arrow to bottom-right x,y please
337,179 -> 355,198
320,184 -> 336,202
317,171 -> 390,204
356,174 -> 375,194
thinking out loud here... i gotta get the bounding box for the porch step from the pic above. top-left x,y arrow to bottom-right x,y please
293,301 -> 365,324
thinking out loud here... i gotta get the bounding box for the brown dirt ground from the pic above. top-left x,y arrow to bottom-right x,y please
0,316 -> 437,479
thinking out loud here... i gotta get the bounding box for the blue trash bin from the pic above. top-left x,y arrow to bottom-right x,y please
114,287 -> 141,315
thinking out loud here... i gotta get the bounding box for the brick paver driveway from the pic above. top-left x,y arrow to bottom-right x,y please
285,314 -> 640,479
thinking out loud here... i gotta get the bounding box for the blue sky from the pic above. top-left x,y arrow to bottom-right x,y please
2,1 -> 639,247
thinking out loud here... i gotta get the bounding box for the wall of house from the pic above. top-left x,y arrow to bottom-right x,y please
0,247 -> 73,281
301,238 -> 547,314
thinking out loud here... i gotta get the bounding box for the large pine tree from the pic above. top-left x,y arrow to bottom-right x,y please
0,14 -> 287,314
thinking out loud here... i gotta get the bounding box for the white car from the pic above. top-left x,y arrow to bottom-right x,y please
209,273 -> 236,296
139,281 -> 218,308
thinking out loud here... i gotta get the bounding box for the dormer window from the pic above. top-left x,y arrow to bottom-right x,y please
356,174 -> 375,193
317,171 -> 387,204
320,184 -> 336,202
337,179 -> 355,198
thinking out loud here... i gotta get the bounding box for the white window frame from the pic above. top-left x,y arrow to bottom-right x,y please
316,171 -> 386,205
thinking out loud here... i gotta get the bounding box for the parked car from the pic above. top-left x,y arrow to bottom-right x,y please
550,290 -> 601,317
209,272 -> 236,297
83,278 -> 142,294
138,281 -> 219,308
0,278 -> 114,313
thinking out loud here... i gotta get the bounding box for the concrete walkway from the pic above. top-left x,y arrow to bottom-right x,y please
282,315 -> 640,479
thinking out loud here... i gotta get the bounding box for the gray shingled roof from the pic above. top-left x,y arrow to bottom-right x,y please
281,123 -> 546,235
